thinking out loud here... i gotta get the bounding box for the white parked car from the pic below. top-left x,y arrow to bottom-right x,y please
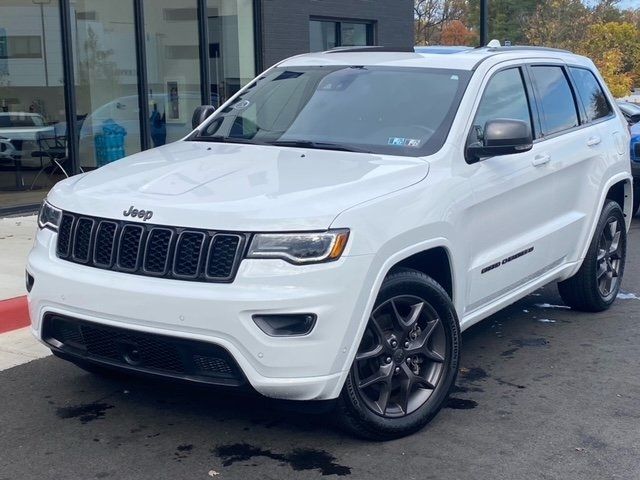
28,45 -> 633,439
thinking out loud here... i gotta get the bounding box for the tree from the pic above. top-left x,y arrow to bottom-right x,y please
524,0 -> 590,50
414,0 -> 469,45
467,0 -> 538,45
594,49 -> 633,97
578,21 -> 640,97
441,20 -> 474,45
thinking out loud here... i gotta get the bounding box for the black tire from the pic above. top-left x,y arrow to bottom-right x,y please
337,269 -> 460,440
633,181 -> 639,217
558,200 -> 627,312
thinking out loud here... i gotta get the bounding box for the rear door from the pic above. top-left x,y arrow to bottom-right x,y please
464,65 -> 559,314
527,64 -> 610,265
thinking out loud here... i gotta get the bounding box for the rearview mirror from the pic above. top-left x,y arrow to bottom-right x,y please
192,105 -> 216,129
466,119 -> 533,163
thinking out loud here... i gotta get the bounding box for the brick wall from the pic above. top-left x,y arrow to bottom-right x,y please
259,0 -> 414,69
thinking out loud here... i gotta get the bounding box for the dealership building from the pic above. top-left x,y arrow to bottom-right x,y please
0,0 -> 412,214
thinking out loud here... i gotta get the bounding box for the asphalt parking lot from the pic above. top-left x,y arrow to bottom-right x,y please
1,219 -> 639,480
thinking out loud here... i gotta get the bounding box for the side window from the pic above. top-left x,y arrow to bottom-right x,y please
469,68 -> 533,146
530,66 -> 579,136
569,67 -> 613,122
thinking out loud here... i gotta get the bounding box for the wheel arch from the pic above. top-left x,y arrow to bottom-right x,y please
330,239 -> 458,399
565,173 -> 633,281
605,177 -> 633,220
389,247 -> 454,304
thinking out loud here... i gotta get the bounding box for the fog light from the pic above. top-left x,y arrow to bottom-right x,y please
252,314 -> 317,337
25,271 -> 34,293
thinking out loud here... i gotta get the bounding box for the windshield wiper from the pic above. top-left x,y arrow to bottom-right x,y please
191,135 -> 269,146
271,140 -> 371,153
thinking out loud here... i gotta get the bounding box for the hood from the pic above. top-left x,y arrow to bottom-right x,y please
48,141 -> 429,231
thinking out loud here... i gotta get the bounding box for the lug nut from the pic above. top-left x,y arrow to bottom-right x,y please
394,366 -> 401,374
406,358 -> 411,364
391,339 -> 398,348
404,341 -> 410,348
386,357 -> 392,364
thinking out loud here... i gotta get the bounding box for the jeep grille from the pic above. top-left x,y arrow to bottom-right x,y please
55,212 -> 246,283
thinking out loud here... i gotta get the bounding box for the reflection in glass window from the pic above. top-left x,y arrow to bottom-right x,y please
569,67 -> 612,122
197,66 -> 470,157
310,20 -> 337,52
470,68 -> 532,144
207,0 -> 256,108
531,66 -> 579,136
340,23 -> 368,47
0,0 -> 67,209
73,0 -> 141,170
145,0 -> 202,147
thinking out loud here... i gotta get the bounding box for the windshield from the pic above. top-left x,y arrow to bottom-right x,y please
192,66 -> 471,157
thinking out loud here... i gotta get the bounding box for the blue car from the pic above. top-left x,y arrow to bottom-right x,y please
617,101 -> 640,216
631,121 -> 640,215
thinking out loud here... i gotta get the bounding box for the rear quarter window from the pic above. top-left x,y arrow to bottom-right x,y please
568,67 -> 613,122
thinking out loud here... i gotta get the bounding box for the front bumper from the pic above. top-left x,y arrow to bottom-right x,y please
27,228 -> 374,400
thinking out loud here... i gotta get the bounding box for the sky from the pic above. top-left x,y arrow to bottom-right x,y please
582,0 -> 639,8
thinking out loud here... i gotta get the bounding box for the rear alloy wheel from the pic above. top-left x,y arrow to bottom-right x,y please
558,200 -> 627,312
337,269 -> 460,440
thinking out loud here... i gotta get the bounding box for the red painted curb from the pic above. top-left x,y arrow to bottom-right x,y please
0,296 -> 30,334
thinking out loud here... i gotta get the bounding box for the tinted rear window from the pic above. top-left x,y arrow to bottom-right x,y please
530,66 -> 579,136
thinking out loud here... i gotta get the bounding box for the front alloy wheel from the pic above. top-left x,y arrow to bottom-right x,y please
337,269 -> 460,440
354,295 -> 446,417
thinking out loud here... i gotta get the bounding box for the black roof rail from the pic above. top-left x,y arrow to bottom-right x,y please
479,45 -> 573,54
324,46 -> 415,54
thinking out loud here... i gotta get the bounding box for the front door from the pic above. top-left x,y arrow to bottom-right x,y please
463,66 -> 561,314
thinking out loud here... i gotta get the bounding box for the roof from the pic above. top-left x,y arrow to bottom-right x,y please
278,46 -> 594,71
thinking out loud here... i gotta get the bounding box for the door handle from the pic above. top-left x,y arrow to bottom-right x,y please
532,154 -> 551,167
587,136 -> 601,146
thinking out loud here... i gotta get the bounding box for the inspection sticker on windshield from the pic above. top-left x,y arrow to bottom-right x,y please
388,137 -> 421,148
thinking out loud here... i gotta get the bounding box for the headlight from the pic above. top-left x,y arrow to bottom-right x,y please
38,200 -> 62,231
247,229 -> 349,264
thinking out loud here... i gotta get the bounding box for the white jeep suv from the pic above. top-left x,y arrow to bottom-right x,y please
28,46 -> 633,439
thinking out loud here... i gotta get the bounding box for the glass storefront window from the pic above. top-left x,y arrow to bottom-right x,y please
0,0 -> 258,213
0,0 -> 66,210
207,0 -> 255,107
144,0 -> 202,147
310,20 -> 337,52
340,23 -> 369,47
72,0 -> 141,170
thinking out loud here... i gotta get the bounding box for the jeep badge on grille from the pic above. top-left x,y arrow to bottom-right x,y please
123,206 -> 153,221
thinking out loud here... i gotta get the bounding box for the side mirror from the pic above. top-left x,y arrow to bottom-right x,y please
629,113 -> 640,125
467,118 -> 533,163
192,105 -> 216,129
